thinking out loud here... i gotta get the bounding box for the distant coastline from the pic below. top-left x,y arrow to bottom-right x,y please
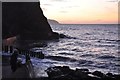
48,19 -> 60,25
47,19 -> 118,25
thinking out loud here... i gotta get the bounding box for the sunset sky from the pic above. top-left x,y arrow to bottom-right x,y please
40,0 -> 118,24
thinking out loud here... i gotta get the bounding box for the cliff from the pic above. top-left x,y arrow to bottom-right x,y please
2,2 -> 59,40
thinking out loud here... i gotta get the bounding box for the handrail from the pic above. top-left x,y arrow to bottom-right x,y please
25,60 -> 35,78
2,46 -> 44,59
2,45 -> 44,78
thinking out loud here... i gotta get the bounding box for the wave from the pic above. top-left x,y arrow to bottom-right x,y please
97,55 -> 116,59
45,56 -> 77,62
77,60 -> 94,66
80,54 -> 94,57
58,52 -> 73,55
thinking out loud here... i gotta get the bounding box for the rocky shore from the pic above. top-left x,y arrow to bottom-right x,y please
2,46 -> 120,80
1,51 -> 120,80
2,65 -> 120,80
44,66 -> 120,80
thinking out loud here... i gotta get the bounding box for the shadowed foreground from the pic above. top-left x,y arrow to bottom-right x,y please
2,65 -> 29,78
2,54 -> 35,79
2,53 -> 120,80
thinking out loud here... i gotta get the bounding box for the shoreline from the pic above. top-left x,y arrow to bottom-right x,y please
1,54 -> 120,80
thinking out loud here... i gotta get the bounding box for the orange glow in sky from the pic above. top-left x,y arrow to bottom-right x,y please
40,0 -> 118,24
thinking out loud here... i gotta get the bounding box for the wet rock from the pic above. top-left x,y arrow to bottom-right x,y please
106,73 -> 120,80
112,74 -> 120,80
46,66 -> 74,79
76,68 -> 89,72
59,34 -> 68,38
46,66 -> 120,80
92,71 -> 106,78
106,73 -> 114,77
75,68 -> 90,74
74,70 -> 89,79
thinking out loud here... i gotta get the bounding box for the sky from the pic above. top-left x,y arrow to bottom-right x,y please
40,0 -> 118,24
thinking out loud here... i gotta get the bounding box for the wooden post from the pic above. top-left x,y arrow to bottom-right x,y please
18,49 -> 21,54
4,46 -> 8,53
10,46 -> 13,53
26,54 -> 30,63
38,52 -> 44,59
33,52 -> 35,57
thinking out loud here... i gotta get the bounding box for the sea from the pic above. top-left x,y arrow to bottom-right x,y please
1,24 -> 120,77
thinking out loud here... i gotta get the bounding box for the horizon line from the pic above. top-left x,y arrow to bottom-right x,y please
56,23 -> 119,25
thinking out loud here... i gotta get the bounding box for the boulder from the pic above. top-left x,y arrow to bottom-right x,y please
46,66 -> 120,80
92,71 -> 106,78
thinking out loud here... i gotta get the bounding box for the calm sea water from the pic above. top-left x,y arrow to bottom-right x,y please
1,24 -> 120,77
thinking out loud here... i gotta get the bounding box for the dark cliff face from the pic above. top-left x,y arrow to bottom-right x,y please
2,2 -> 58,40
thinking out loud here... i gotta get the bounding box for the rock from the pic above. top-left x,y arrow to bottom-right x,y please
111,74 -> 120,80
74,70 -> 88,79
2,2 -> 60,40
92,71 -> 106,78
76,68 -> 89,72
46,66 -> 120,80
106,73 -> 120,80
106,73 -> 114,77
46,66 -> 92,80
46,66 -> 74,79
49,32 -> 59,39
46,67 -> 63,78
75,68 -> 91,75
59,34 -> 68,38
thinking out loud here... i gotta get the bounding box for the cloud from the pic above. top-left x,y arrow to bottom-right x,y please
41,7 -> 48,11
50,0 -> 65,1
42,4 -> 52,6
59,5 -> 80,11
107,0 -> 118,2
59,11 -> 68,13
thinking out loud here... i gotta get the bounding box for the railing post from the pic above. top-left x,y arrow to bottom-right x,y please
4,46 -> 8,53
10,46 -> 13,53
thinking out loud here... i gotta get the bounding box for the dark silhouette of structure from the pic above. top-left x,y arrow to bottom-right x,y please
10,50 -> 18,72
